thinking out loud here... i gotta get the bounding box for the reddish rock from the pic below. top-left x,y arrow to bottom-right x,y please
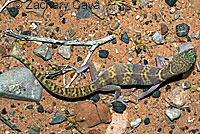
96,103 -> 111,123
75,101 -> 101,128
160,23 -> 169,35
0,45 -> 6,56
88,129 -> 101,134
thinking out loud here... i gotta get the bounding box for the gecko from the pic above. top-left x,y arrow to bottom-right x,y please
2,43 -> 197,102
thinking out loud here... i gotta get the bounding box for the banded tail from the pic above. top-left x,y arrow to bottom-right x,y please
3,55 -> 98,98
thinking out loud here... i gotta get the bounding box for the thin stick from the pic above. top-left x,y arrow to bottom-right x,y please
4,29 -> 115,46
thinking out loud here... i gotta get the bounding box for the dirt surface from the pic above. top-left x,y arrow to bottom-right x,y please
0,0 -> 200,134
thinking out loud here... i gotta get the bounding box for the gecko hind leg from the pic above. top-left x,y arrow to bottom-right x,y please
76,61 -> 99,82
99,85 -> 128,105
135,83 -> 161,101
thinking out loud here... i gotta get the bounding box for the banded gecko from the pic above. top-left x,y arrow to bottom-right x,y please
3,43 -> 196,102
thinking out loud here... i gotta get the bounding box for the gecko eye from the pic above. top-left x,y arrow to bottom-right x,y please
184,50 -> 195,63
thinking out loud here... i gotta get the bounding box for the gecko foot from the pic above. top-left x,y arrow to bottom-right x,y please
112,96 -> 129,105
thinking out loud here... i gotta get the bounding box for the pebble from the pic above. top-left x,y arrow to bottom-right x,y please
88,129 -> 101,134
55,27 -> 59,32
58,46 -> 71,59
76,2 -> 92,19
37,105 -> 44,113
139,0 -> 147,8
168,86 -> 187,106
165,108 -> 181,121
49,23 -> 54,26
174,12 -> 180,20
192,30 -> 200,40
22,30 -> 31,36
50,113 -> 66,125
120,32 -> 129,44
182,81 -> 191,89
22,12 -> 27,16
136,15 -> 140,20
9,109 -> 15,116
33,44 -> 52,60
132,0 -> 137,5
47,1 -> 55,8
144,118 -> 150,125
51,44 -> 58,49
92,3 -> 105,19
160,23 -> 169,35
152,90 -> 161,98
99,50 -> 109,58
29,125 -> 40,134
165,85 -> 171,92
176,23 -> 190,37
112,101 -> 126,113
90,94 -> 100,102
130,118 -> 142,128
152,31 -> 165,44
0,67 -> 43,102
165,0 -> 178,6
77,56 -> 83,62
170,7 -> 176,14
61,18 -> 66,24
0,45 -> 7,56
68,28 -> 76,37
2,108 -> 7,114
109,19 -> 120,31
7,7 -> 19,18
26,105 -> 33,109
158,128 -> 162,132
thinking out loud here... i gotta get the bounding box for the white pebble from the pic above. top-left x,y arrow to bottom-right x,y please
165,108 -> 181,121
130,118 -> 142,128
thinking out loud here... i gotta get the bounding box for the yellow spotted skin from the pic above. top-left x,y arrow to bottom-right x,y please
3,47 -> 196,99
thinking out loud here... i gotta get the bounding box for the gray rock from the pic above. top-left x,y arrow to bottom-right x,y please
7,7 -> 19,18
192,30 -> 200,40
9,109 -> 15,116
176,23 -> 190,37
120,32 -> 129,44
174,12 -> 180,20
50,113 -> 66,125
58,46 -> 72,59
152,31 -> 165,44
29,125 -> 40,134
33,44 -> 52,60
165,108 -> 181,121
170,7 -> 176,14
165,0 -> 178,7
76,2 -> 92,19
0,67 -> 43,103
139,0 -> 147,8
182,81 -> 191,89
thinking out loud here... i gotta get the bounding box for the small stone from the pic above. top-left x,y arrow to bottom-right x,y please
109,19 -> 120,30
130,118 -> 142,128
7,7 -> 19,18
158,128 -> 162,132
49,23 -> 54,26
144,118 -> 150,125
170,125 -> 175,129
139,0 -> 147,8
0,45 -> 7,56
112,101 -> 126,113
161,23 -> 169,35
176,23 -> 190,37
99,50 -> 109,58
2,108 -> 7,114
189,129 -> 197,133
33,44 -> 52,60
192,30 -> 200,40
68,28 -> 76,37
26,105 -> 33,109
185,107 -> 191,112
165,108 -> 181,121
170,7 -> 176,14
165,0 -> 178,7
77,56 -> 83,62
168,86 -> 188,106
58,46 -> 71,59
92,3 -> 105,19
90,94 -> 100,102
22,12 -> 27,16
51,44 -> 58,49
9,109 -> 15,116
29,125 -> 40,134
182,81 -> 191,89
175,12 -> 180,20
165,85 -> 171,92
47,1 -> 55,8
132,0 -> 137,5
50,113 -> 66,125
120,32 -> 129,44
22,31 -> 31,36
76,2 -> 92,19
55,27 -> 59,32
152,31 -> 165,44
37,105 -> 44,113
88,129 -> 101,134
136,15 -> 140,20
152,90 -> 161,98
190,86 -> 197,92
61,18 -> 66,24
112,38 -> 117,44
